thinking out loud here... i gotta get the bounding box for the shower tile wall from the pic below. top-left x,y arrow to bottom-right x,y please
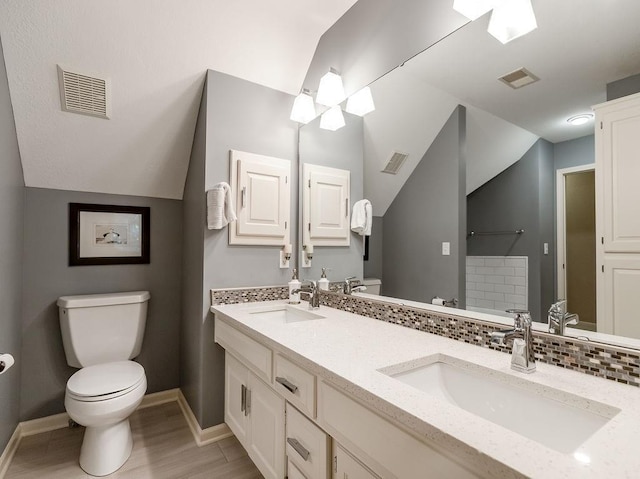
466,256 -> 528,312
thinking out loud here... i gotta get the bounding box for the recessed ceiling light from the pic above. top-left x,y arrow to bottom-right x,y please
567,114 -> 594,126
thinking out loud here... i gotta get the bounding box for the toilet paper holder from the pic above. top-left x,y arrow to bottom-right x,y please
0,353 -> 15,374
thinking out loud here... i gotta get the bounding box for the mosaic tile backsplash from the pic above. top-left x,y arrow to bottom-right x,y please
210,286 -> 640,387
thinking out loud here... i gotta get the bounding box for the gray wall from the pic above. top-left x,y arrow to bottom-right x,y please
382,106 -> 466,304
303,0 -> 467,98
0,35 -> 24,450
554,135 -> 594,171
180,77 -> 207,426
181,70 -> 298,429
364,216 -> 383,280
299,112 -> 364,281
467,139 -> 555,322
607,73 -> 640,101
20,188 -> 182,420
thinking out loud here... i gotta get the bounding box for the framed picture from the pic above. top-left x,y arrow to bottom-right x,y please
69,203 -> 150,266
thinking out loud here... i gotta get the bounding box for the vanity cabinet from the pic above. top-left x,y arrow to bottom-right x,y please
224,352 -> 285,479
595,92 -> 640,335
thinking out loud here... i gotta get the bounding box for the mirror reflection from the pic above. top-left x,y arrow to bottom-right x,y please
298,1 -> 640,344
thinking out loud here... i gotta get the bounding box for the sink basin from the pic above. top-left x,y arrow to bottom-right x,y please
379,354 -> 619,454
248,304 -> 325,324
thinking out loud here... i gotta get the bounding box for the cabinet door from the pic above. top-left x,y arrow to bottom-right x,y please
600,255 -> 640,338
224,352 -> 248,443
229,150 -> 291,246
597,96 -> 640,252
303,164 -> 351,247
333,443 -> 379,479
247,373 -> 285,479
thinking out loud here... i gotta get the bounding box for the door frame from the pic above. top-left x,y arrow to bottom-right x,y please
556,163 -> 595,300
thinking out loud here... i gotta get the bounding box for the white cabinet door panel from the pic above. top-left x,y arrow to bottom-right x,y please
229,150 -> 291,245
602,255 -> 640,338
224,352 -> 248,443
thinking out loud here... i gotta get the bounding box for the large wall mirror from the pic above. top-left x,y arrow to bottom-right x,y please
298,1 -> 640,347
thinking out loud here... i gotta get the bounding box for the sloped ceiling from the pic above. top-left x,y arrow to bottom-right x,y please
364,67 -> 539,216
0,0 -> 357,199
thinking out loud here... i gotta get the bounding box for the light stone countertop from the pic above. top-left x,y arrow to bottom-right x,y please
211,300 -> 640,479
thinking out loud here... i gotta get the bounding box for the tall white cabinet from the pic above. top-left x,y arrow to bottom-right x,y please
594,92 -> 640,337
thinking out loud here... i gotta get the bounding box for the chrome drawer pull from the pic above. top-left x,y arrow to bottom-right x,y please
287,437 -> 310,461
276,376 -> 298,394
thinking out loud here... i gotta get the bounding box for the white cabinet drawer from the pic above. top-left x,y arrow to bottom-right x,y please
275,353 -> 316,417
286,403 -> 330,479
317,380 -> 482,479
215,318 -> 272,382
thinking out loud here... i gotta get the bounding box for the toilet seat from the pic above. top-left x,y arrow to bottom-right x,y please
67,361 -> 145,402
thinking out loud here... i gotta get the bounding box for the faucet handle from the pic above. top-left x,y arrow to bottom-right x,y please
505,309 -> 531,329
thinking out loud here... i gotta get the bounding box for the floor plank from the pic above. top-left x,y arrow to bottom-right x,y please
5,402 -> 262,479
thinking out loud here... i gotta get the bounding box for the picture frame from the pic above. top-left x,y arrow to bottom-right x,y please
69,203 -> 150,266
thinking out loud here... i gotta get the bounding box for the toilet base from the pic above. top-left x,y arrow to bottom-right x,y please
79,419 -> 133,476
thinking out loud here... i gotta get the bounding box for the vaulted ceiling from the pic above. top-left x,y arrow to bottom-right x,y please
0,0 -> 357,199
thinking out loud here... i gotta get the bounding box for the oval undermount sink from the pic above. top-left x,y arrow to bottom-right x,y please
248,304 -> 325,323
379,354 -> 620,454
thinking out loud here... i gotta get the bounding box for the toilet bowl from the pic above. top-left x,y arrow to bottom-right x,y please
65,361 -> 146,476
58,291 -> 150,477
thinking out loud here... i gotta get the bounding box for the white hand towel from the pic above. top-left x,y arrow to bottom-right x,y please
207,182 -> 237,230
350,199 -> 372,236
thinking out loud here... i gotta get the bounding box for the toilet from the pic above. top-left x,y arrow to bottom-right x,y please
363,278 -> 382,295
57,291 -> 150,477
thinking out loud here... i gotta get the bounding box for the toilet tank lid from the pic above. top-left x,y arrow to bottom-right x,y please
57,291 -> 150,309
363,278 -> 381,286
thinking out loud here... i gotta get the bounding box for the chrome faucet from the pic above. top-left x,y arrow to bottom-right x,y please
548,300 -> 579,335
343,277 -> 366,295
293,280 -> 320,309
490,309 -> 536,374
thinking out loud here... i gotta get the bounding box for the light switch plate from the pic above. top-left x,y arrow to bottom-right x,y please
442,242 -> 450,256
544,243 -> 549,255
301,250 -> 312,268
279,251 -> 290,269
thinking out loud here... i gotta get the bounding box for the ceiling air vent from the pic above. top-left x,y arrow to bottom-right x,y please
381,151 -> 409,174
57,65 -> 110,119
498,67 -> 540,89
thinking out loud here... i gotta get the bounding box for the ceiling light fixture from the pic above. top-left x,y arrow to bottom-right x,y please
320,105 -> 346,131
567,113 -> 594,126
345,86 -> 375,116
290,89 -> 316,124
487,0 -> 537,44
316,69 -> 346,106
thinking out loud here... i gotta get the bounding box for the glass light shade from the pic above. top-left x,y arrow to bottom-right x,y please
567,114 -> 594,126
290,91 -> 316,124
316,70 -> 345,106
487,0 -> 537,44
319,106 -> 345,131
452,0 -> 497,20
345,87 -> 375,116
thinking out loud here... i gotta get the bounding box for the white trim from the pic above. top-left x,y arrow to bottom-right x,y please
177,390 -> 233,446
0,426 -> 21,479
0,388 -> 231,477
556,164 -> 595,300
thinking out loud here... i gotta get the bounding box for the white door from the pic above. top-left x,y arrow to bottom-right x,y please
229,150 -> 291,246
247,373 -> 285,479
303,164 -> 350,247
224,353 -> 248,443
598,97 -> 640,252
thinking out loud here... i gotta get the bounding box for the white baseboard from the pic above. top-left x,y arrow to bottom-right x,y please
177,390 -> 232,446
0,388 -> 230,478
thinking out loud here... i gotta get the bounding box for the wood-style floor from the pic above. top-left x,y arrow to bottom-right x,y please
5,402 -> 263,479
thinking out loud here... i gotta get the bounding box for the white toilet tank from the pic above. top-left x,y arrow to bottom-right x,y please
58,291 -> 150,368
363,278 -> 382,295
